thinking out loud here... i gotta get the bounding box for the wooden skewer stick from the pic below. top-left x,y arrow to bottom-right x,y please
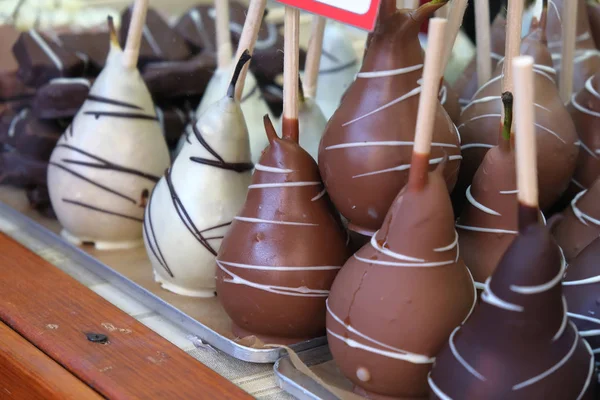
513,56 -> 539,227
303,16 -> 326,99
502,0 -> 524,94
215,0 -> 233,69
475,0 -> 492,86
408,18 -> 448,192
122,0 -> 148,69
282,6 -> 300,143
560,0 -> 578,103
441,0 -> 469,73
233,0 -> 268,101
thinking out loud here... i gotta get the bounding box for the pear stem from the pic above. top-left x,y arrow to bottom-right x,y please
122,0 -> 148,69
499,91 -> 513,152
282,6 -> 300,142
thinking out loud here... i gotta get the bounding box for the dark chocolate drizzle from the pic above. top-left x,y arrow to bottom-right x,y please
189,124 -> 254,172
62,198 -> 143,222
56,144 -> 160,182
86,94 -> 143,110
143,185 -> 174,277
84,111 -> 158,121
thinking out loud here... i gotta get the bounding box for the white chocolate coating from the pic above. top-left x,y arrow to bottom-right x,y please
47,42 -> 170,250
143,94 -> 252,297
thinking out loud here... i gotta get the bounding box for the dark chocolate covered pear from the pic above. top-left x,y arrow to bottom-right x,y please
563,237 -> 600,362
545,0 -> 600,95
457,13 -> 579,212
318,0 -> 461,237
457,93 -> 520,287
553,176 -> 600,261
215,116 -> 349,343
429,219 -> 596,399
588,1 -> 600,50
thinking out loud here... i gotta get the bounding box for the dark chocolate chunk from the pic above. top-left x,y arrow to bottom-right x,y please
174,5 -> 217,53
142,52 -> 216,101
0,25 -> 36,101
155,106 -> 189,148
25,184 -> 55,218
0,150 -> 49,187
12,29 -> 84,87
58,31 -> 110,76
120,7 -> 191,66
0,108 -> 62,160
32,77 -> 91,119
259,82 -> 284,117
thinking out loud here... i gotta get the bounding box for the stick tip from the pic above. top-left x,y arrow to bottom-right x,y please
228,50 -> 252,99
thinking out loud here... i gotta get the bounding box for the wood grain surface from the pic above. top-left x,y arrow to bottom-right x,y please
0,233 -> 253,400
0,321 -> 102,399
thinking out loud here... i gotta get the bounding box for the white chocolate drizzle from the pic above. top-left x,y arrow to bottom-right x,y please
352,155 -> 462,179
568,312 -> 600,326
460,143 -> 494,150
457,113 -> 501,130
455,224 -> 518,235
563,274 -> 600,286
311,189 -> 327,202
254,164 -> 294,173
234,216 -> 318,227
356,64 -> 423,79
325,141 -> 458,151
49,77 -> 91,87
499,189 -> 518,194
480,277 -> 524,312
462,96 -> 551,113
342,86 -> 422,127
578,340 -> 595,400
8,109 -> 28,138
142,25 -> 163,56
586,76 -> 600,99
434,231 -> 459,252
577,139 -> 599,159
428,374 -> 453,400
449,326 -> 487,381
571,179 -> 586,190
553,297 -> 569,342
29,29 -> 63,71
248,181 -> 321,189
571,190 -> 600,227
510,263 -> 565,294
217,260 -> 341,271
466,186 -> 501,216
571,93 -> 600,119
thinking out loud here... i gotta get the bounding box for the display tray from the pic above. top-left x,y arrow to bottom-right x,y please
0,187 -> 326,363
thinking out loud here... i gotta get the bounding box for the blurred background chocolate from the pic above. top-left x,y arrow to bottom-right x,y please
32,77 -> 91,119
58,31 -> 110,76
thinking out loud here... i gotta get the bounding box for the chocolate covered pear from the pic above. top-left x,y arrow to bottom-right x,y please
457,15 -> 579,211
318,0 -> 461,237
563,237 -> 600,361
143,53 -> 253,297
47,14 -> 170,250
588,1 -> 600,50
429,220 -> 596,399
553,177 -> 600,261
546,0 -> 600,94
215,116 -> 349,343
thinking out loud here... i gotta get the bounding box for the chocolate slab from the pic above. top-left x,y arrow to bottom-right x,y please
142,52 -> 216,101
12,30 -> 84,88
32,78 -> 91,119
25,184 -> 55,218
120,7 -> 191,67
0,108 -> 62,160
58,31 -> 110,75
0,151 -> 49,187
0,25 -> 36,101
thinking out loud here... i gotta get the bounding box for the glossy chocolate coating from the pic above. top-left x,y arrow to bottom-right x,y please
457,146 -> 518,286
25,184 -> 55,218
563,237 -> 600,361
0,151 -> 49,187
215,119 -> 349,343
453,14 -> 507,106
429,222 -> 596,399
456,24 -> 579,212
554,177 -> 600,261
12,30 -> 84,88
32,78 -> 91,119
588,2 -> 600,51
0,109 -> 62,160
58,31 -> 110,76
327,162 -> 475,398
120,7 -> 191,67
142,52 -> 216,101
546,0 -> 600,94
0,25 -> 35,102
318,1 -> 461,235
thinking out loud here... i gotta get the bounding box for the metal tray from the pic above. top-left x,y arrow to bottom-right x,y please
0,200 -> 326,363
275,346 -> 344,400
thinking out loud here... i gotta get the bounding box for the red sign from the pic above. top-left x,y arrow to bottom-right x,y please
276,0 -> 382,31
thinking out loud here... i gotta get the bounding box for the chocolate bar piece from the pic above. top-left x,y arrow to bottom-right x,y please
12,29 -> 85,87
120,7 -> 191,66
58,31 -> 110,76
0,108 -> 62,160
25,184 -> 56,218
260,82 -> 284,117
142,52 -> 216,101
155,105 -> 189,148
0,25 -> 36,101
32,77 -> 91,119
0,150 -> 49,187
174,5 -> 216,53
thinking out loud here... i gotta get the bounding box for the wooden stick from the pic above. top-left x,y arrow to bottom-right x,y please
303,16 -> 326,99
502,0 -> 524,94
282,6 -> 300,142
441,0 -> 469,74
233,0 -> 268,101
560,0 -> 578,103
475,0 -> 492,86
122,0 -> 148,69
409,18 -> 448,191
513,56 -> 538,209
215,0 -> 233,69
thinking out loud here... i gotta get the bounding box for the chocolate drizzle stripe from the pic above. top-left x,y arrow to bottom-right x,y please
49,162 -> 137,204
189,124 -> 253,172
321,49 -> 340,63
563,274 -> 600,285
254,164 -> 294,173
234,216 -> 318,226
188,8 -> 214,52
56,144 -> 160,182
356,64 -> 423,79
342,86 -> 422,127
354,253 -> 455,268
84,111 -> 158,121
510,264 -> 565,294
165,168 -> 228,256
448,327 -> 487,381
143,186 -> 175,277
428,375 -> 452,400
62,198 -> 143,222
241,85 -> 259,103
572,93 -> 600,119
577,140 -> 598,158
571,190 -> 600,226
69,123 -> 74,137
311,189 -> 327,201
217,260 -> 341,271
460,143 -> 495,150
585,76 -> 600,99
325,141 -> 458,150
248,182 -> 321,189
326,300 -> 434,363
86,95 -> 143,110
352,155 -> 462,179
466,186 -> 502,216
218,263 -> 330,297
319,59 -> 358,75
29,29 -> 63,70
457,114 -> 501,130
456,224 -> 519,235
567,312 -> 600,325
480,278 -> 524,312
201,222 -> 231,233
553,298 -> 569,342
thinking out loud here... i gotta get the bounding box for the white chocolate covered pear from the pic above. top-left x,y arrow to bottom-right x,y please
143,53 -> 254,297
47,16 -> 170,250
